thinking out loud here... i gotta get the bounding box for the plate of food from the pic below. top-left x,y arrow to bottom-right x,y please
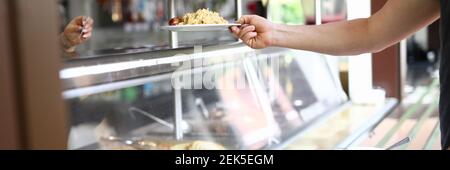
161,8 -> 241,32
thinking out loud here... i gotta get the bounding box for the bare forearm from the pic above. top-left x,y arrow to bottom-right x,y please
272,19 -> 375,56
271,0 -> 440,56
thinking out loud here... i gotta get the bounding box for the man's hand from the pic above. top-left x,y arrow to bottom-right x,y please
232,0 -> 440,56
230,15 -> 275,49
61,16 -> 94,53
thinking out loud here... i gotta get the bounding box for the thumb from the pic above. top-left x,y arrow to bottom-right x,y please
238,15 -> 254,25
72,16 -> 85,25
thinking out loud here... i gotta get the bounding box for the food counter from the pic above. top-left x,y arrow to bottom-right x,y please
61,42 -> 397,150
58,0 -> 398,150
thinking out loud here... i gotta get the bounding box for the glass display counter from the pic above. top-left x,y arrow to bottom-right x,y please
61,43 -> 396,150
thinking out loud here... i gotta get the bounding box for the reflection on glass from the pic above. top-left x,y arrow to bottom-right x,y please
268,0 -> 306,25
321,0 -> 347,23
66,49 -> 348,150
58,0 -> 238,59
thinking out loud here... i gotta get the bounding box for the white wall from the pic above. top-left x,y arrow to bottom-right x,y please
346,0 -> 376,103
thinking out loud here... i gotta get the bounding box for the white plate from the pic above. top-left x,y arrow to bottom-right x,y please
161,24 -> 241,32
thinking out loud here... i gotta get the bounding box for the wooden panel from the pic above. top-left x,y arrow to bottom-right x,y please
372,0 -> 402,100
0,0 -> 22,149
372,44 -> 402,98
428,21 -> 440,52
12,0 -> 69,149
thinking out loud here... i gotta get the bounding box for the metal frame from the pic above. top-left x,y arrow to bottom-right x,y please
315,0 -> 322,25
335,98 -> 398,149
168,0 -> 178,48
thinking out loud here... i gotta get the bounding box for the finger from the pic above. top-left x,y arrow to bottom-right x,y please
236,24 -> 248,30
231,25 -> 243,36
229,26 -> 237,33
238,15 -> 254,25
230,26 -> 240,38
241,32 -> 257,42
244,33 -> 258,48
238,25 -> 255,39
85,17 -> 94,26
67,26 -> 83,33
83,27 -> 93,33
239,24 -> 250,28
82,32 -> 92,39
237,24 -> 250,32
84,25 -> 93,29
73,16 -> 85,25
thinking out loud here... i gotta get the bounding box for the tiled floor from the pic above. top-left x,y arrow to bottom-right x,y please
358,62 -> 442,150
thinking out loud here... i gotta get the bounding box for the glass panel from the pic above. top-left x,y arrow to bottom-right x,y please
267,0 -> 306,25
253,50 -> 346,141
242,0 -> 267,17
265,0 -> 348,25
67,77 -> 175,149
64,44 -> 348,150
58,0 -> 238,59
66,51 -> 283,150
285,104 -> 383,150
321,0 -> 347,23
174,59 -> 280,150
